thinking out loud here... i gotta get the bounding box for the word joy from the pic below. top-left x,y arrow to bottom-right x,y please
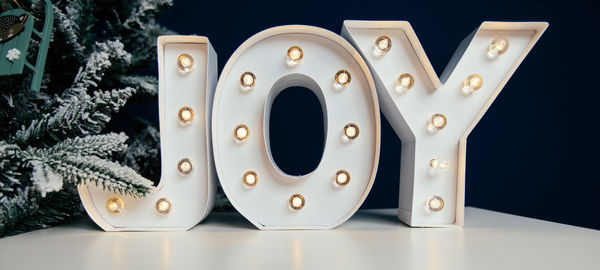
78,20 -> 547,231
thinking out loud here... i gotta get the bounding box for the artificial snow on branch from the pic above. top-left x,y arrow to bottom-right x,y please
118,75 -> 158,96
19,132 -> 152,198
123,0 -> 173,31
69,40 -> 132,95
52,6 -> 85,57
0,188 -> 39,235
14,87 -> 136,147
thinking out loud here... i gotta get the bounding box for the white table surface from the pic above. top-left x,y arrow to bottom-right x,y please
1,207 -> 598,270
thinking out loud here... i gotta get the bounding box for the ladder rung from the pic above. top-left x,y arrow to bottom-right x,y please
24,62 -> 36,72
33,29 -> 43,39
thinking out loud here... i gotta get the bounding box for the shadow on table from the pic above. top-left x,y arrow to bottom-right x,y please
195,211 -> 256,230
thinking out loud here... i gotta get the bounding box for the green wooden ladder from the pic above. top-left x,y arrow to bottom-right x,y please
0,0 -> 54,92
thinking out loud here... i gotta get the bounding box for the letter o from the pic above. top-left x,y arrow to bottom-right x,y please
212,26 -> 380,229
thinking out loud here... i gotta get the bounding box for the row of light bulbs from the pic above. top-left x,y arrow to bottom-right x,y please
106,157 -> 192,214
233,123 -> 358,143
106,197 -> 172,215
374,35 -> 509,213
240,168 -> 351,188
104,35 -> 510,215
176,52 -> 197,215
103,53 -> 199,215
239,169 -> 351,210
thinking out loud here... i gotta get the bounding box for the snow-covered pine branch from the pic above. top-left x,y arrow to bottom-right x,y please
14,87 -> 136,147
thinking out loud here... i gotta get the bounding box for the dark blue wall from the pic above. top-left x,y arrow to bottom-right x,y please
151,0 -> 599,229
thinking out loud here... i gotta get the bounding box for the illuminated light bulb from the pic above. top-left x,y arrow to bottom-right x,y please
105,197 -> 124,214
287,46 -> 303,65
426,196 -> 444,212
335,70 -> 351,87
177,158 -> 192,175
429,114 -> 447,130
344,123 -> 359,140
335,170 -> 350,186
396,73 -> 415,92
156,198 -> 172,214
488,37 -> 509,57
374,36 -> 392,55
289,194 -> 305,210
242,171 -> 258,187
439,161 -> 450,169
240,72 -> 256,89
429,158 -> 450,170
234,124 -> 250,142
178,106 -> 194,124
177,54 -> 194,73
463,74 -> 483,93
429,158 -> 439,168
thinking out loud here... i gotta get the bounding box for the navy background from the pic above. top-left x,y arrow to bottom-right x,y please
128,0 -> 599,229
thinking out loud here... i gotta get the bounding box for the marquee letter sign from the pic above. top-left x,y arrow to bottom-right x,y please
342,21 -> 547,227
78,36 -> 217,231
211,25 -> 381,229
77,21 -> 547,231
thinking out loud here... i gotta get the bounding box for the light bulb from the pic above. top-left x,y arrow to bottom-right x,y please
429,114 -> 447,130
374,36 -> 392,55
429,158 -> 450,170
488,37 -> 509,57
335,70 -> 351,87
344,123 -> 359,140
178,107 -> 194,124
240,72 -> 256,89
178,158 -> 192,175
156,198 -> 172,214
429,158 -> 439,168
287,46 -> 303,65
396,73 -> 414,92
234,125 -> 250,142
177,54 -> 194,73
242,171 -> 258,187
105,197 -> 124,214
335,170 -> 350,186
289,194 -> 305,210
439,161 -> 449,169
463,74 -> 483,93
426,196 -> 444,212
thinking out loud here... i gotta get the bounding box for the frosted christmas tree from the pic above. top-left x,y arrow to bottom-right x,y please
0,0 -> 173,236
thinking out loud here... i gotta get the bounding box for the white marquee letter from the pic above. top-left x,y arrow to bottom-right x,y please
212,26 -> 380,229
342,21 -> 547,227
78,36 -> 217,231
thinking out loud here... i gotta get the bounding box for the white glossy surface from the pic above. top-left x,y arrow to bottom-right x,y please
1,208 -> 598,270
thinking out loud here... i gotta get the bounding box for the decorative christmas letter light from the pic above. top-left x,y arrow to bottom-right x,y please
212,26 -> 380,229
78,36 -> 217,231
342,21 -> 547,227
